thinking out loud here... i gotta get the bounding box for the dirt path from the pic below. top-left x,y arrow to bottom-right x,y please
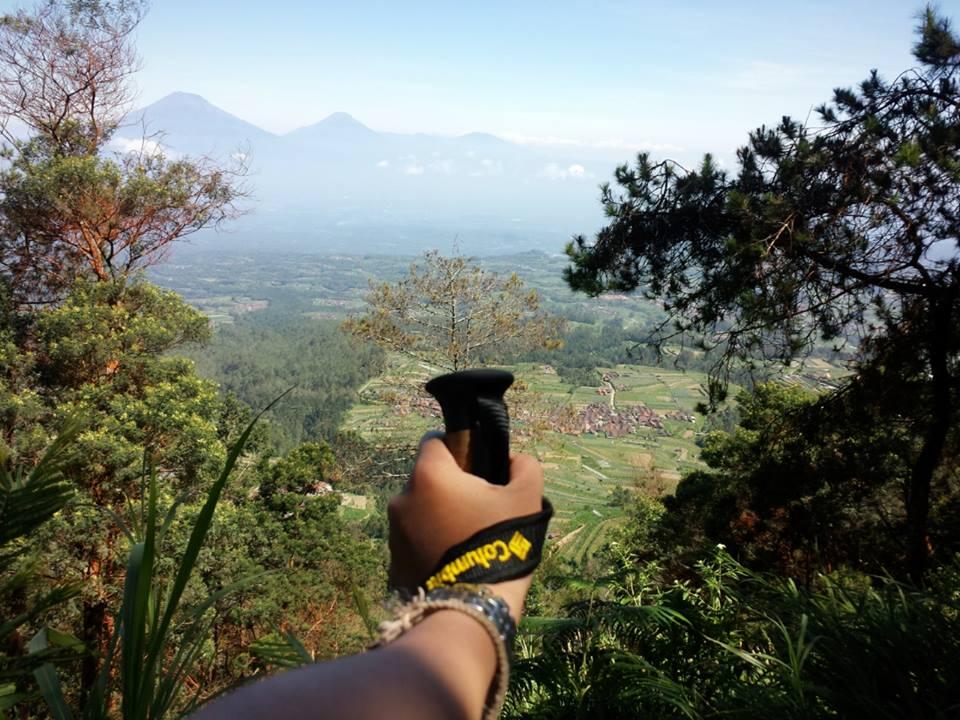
581,463 -> 609,480
602,378 -> 616,409
553,524 -> 586,549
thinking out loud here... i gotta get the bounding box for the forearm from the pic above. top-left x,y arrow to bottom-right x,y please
192,610 -> 497,720
194,430 -> 545,720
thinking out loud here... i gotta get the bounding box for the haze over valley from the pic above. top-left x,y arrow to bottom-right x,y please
119,91 -> 634,254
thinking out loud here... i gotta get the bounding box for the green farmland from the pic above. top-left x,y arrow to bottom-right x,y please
343,357 -> 718,566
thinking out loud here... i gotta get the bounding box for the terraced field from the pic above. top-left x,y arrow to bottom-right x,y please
342,357 -> 720,567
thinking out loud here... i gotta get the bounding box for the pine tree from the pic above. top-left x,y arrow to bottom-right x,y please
564,8 -> 960,582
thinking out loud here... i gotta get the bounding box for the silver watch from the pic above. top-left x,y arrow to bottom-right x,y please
425,584 -> 517,649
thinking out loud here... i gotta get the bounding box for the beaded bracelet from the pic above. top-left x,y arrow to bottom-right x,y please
375,584 -> 515,720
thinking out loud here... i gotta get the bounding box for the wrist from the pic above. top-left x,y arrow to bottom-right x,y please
376,584 -> 517,720
481,576 -> 531,624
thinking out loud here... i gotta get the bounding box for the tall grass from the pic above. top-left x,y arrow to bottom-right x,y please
506,547 -> 960,719
21,405 -> 270,720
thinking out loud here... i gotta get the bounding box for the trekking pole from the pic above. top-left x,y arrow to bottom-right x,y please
425,368 -> 514,485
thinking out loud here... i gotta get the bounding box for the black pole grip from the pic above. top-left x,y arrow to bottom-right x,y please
425,369 -> 514,485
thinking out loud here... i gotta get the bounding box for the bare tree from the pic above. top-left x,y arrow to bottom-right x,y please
342,250 -> 564,371
0,0 -> 145,152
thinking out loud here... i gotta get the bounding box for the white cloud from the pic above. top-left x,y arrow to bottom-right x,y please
500,133 -> 570,147
376,159 -> 389,168
108,136 -> 169,157
539,162 -> 591,180
503,132 -> 684,153
399,155 -> 425,175
429,158 -> 455,174
469,158 -> 502,177
539,163 -> 565,179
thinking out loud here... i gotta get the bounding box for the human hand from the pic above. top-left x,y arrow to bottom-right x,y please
388,432 -> 545,618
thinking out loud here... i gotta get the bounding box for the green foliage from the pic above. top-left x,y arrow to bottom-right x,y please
249,632 -> 313,670
0,424 -> 77,548
0,0 -> 244,307
4,388 -> 383,717
0,2 -> 382,714
4,280 -> 227,513
259,442 -> 335,502
18,407 -> 264,719
564,6 -> 960,582
236,439 -> 384,656
4,2 -> 957,716
35,278 -> 210,389
507,548 -> 960,719
186,314 -> 385,450
342,250 -> 564,371
657,383 -> 937,581
0,426 -> 82,714
0,274 -> 386,711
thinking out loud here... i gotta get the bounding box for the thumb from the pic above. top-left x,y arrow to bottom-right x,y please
411,433 -> 466,486
506,453 -> 544,509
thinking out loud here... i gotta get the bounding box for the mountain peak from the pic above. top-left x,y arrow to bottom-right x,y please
458,131 -> 506,144
287,112 -> 376,139
122,92 -> 275,148
146,92 -> 224,112
323,111 -> 361,123
162,91 -> 208,102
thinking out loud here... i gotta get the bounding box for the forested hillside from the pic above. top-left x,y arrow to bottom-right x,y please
184,313 -> 385,450
1,2 -> 958,719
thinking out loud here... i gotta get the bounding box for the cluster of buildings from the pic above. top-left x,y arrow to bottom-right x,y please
386,381 -> 689,441
572,402 -> 666,437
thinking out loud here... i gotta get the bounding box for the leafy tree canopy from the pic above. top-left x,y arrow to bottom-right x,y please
0,0 -> 245,307
656,383 -> 959,581
565,7 -> 960,582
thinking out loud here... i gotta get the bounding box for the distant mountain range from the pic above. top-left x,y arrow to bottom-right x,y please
116,92 -> 632,254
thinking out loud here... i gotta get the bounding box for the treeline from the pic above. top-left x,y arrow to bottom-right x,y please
186,311 -> 386,450
521,317 -> 825,392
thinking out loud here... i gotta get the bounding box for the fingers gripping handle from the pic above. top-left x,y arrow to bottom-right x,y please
425,369 -> 514,485
422,368 -> 554,592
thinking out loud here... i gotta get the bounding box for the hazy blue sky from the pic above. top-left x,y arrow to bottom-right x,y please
8,0 -> 960,157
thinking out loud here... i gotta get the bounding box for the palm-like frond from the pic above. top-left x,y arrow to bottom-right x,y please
0,421 -> 81,559
507,550 -> 960,719
250,632 -> 313,670
1,424 -> 84,717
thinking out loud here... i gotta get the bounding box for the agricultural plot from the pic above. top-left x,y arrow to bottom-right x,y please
157,250 -> 849,564
342,358 -> 717,567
